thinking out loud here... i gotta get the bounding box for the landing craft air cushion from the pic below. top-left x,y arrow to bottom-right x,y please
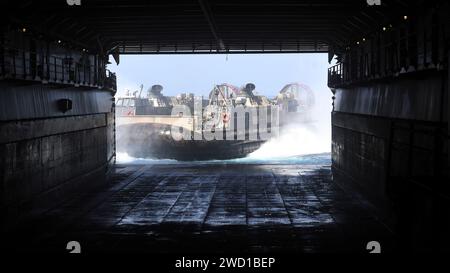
116,83 -> 314,160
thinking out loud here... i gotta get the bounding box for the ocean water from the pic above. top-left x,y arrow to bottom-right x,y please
116,151 -> 331,165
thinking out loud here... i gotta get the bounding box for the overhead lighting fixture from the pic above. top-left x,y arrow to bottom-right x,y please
22,28 -> 26,32
362,38 -> 366,42
57,40 -> 62,44
382,27 -> 387,31
404,15 -> 408,20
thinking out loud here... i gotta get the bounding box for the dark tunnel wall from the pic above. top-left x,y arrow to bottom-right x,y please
328,2 -> 449,250
332,72 -> 447,197
331,66 -> 448,250
0,83 -> 115,229
0,27 -> 116,229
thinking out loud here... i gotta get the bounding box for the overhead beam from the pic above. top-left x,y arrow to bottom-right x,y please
197,0 -> 225,51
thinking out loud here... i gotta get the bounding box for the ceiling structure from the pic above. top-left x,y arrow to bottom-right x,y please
2,0 -> 421,55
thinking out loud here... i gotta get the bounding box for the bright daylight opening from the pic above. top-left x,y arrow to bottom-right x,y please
109,53 -> 332,165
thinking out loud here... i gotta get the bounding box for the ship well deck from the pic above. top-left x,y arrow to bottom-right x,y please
3,161 -> 395,253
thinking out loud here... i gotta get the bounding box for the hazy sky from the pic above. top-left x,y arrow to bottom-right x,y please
108,53 -> 332,101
